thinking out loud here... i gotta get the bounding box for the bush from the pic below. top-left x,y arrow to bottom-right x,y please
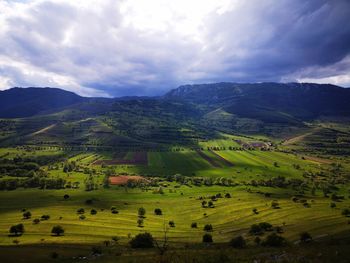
202,233 -> 213,243
130,233 -> 154,248
169,220 -> 175,227
230,235 -> 246,248
79,215 -> 86,220
262,233 -> 285,247
137,218 -> 144,227
259,222 -> 273,231
23,211 -> 31,219
271,200 -> 280,209
249,224 -> 263,235
204,224 -> 213,232
330,202 -> 336,208
63,194 -> 70,200
90,209 -> 97,215
154,208 -> 162,215
252,208 -> 258,214
342,208 -> 350,217
225,193 -> 231,198
33,218 -> 40,224
9,224 -> 24,236
138,207 -> 146,218
51,225 -> 64,236
77,208 -> 85,214
300,232 -> 312,243
191,222 -> 197,228
41,215 -> 50,220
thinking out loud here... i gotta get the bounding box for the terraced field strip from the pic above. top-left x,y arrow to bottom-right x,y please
109,175 -> 150,185
195,150 -> 221,167
209,150 -> 234,167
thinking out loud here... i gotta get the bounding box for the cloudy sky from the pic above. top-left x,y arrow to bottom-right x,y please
0,0 -> 350,97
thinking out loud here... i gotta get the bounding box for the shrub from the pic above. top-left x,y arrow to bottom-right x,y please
204,224 -> 213,232
130,233 -> 154,248
191,222 -> 197,228
208,201 -> 214,208
138,207 -> 146,218
225,193 -> 231,198
154,208 -> 162,215
90,209 -> 97,215
41,215 -> 50,220
77,208 -> 85,214
330,202 -> 336,208
63,194 -> 70,200
271,200 -> 280,209
202,233 -> 213,243
23,211 -> 31,219
137,218 -> 144,227
230,236 -> 246,248
51,225 -> 64,236
169,220 -> 175,227
9,224 -> 24,236
300,232 -> 312,243
249,224 -> 263,235
342,208 -> 350,217
33,218 -> 40,224
111,209 -> 119,214
252,208 -> 258,214
79,215 -> 86,220
262,233 -> 285,247
259,222 -> 273,231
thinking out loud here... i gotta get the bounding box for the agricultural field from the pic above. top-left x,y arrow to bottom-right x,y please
0,131 -> 349,262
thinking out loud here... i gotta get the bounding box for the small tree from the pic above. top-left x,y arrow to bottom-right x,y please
191,222 -> 197,228
130,233 -> 154,248
138,207 -> 146,218
168,220 -> 175,227
137,218 -> 144,227
9,224 -> 24,236
154,208 -> 162,215
51,225 -> 64,236
204,224 -> 213,232
230,235 -> 246,248
63,194 -> 70,200
23,211 -> 32,219
202,233 -> 213,243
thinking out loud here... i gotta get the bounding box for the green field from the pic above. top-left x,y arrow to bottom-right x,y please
0,132 -> 350,262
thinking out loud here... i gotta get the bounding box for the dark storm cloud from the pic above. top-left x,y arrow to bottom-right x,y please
0,0 -> 349,97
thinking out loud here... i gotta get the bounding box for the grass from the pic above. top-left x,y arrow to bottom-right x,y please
0,184 -> 349,247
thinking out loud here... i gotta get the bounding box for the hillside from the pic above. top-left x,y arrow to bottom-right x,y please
0,87 -> 87,118
0,83 -> 349,148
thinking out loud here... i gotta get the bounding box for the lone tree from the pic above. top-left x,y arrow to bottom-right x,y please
154,208 -> 162,215
138,207 -> 146,218
23,211 -> 31,219
9,224 -> 24,236
51,225 -> 64,236
202,233 -> 213,243
130,233 -> 154,248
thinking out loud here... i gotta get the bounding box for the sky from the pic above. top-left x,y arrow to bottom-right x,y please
0,0 -> 350,97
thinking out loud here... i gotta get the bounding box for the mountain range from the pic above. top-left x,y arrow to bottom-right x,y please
0,82 -> 349,148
